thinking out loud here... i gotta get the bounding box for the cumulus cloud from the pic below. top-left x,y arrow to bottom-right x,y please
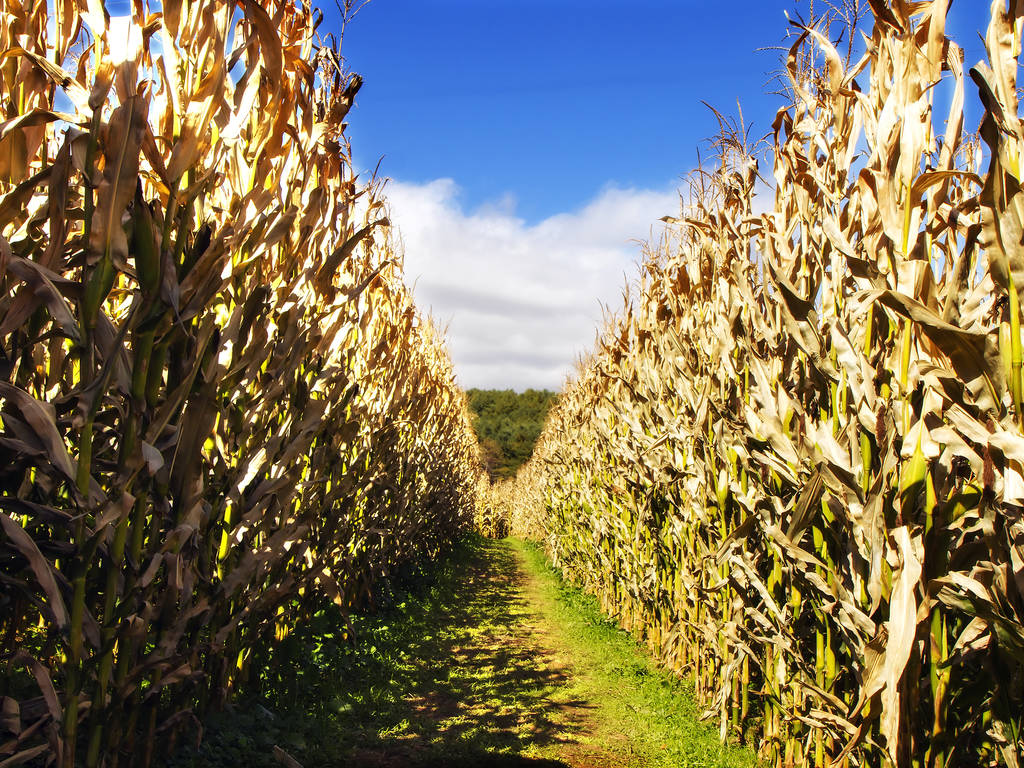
386,179 -> 679,391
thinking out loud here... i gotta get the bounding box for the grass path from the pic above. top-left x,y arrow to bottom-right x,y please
506,539 -> 755,768
167,537 -> 755,767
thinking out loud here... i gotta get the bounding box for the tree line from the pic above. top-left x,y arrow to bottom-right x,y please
466,389 -> 557,480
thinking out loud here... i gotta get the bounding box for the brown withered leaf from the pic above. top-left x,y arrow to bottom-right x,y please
87,75 -> 148,262
0,383 -> 75,481
0,517 -> 69,630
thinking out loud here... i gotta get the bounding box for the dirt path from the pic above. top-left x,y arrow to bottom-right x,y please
169,536 -> 752,767
509,548 -> 630,768
346,538 -> 621,768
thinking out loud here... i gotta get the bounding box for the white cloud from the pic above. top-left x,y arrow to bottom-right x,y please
386,179 -> 678,391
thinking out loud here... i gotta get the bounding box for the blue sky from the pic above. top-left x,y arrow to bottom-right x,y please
339,1 -> 798,224
337,2 -> 987,222
321,1 -> 992,391
329,2 -> 800,389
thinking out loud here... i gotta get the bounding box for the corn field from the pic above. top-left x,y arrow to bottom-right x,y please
495,1 -> 1024,766
0,0 -> 481,765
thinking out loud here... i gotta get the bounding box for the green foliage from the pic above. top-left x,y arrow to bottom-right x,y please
466,389 -> 557,479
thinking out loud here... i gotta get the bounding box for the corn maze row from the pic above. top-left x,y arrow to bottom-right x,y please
491,2 -> 1024,766
0,1 -> 482,766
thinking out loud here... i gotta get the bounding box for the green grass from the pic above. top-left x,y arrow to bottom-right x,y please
510,537 -> 757,768
160,535 -> 756,768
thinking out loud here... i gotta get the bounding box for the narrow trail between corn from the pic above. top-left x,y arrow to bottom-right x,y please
348,539 -> 624,768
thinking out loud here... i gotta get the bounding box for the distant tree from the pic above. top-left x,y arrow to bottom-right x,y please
478,437 -> 504,477
466,388 -> 557,480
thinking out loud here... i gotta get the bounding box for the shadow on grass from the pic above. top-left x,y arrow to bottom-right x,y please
165,537 -> 587,768
358,757 -> 572,768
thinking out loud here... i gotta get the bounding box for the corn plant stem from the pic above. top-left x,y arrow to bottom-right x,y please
85,414 -> 141,767
1010,273 -> 1022,427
